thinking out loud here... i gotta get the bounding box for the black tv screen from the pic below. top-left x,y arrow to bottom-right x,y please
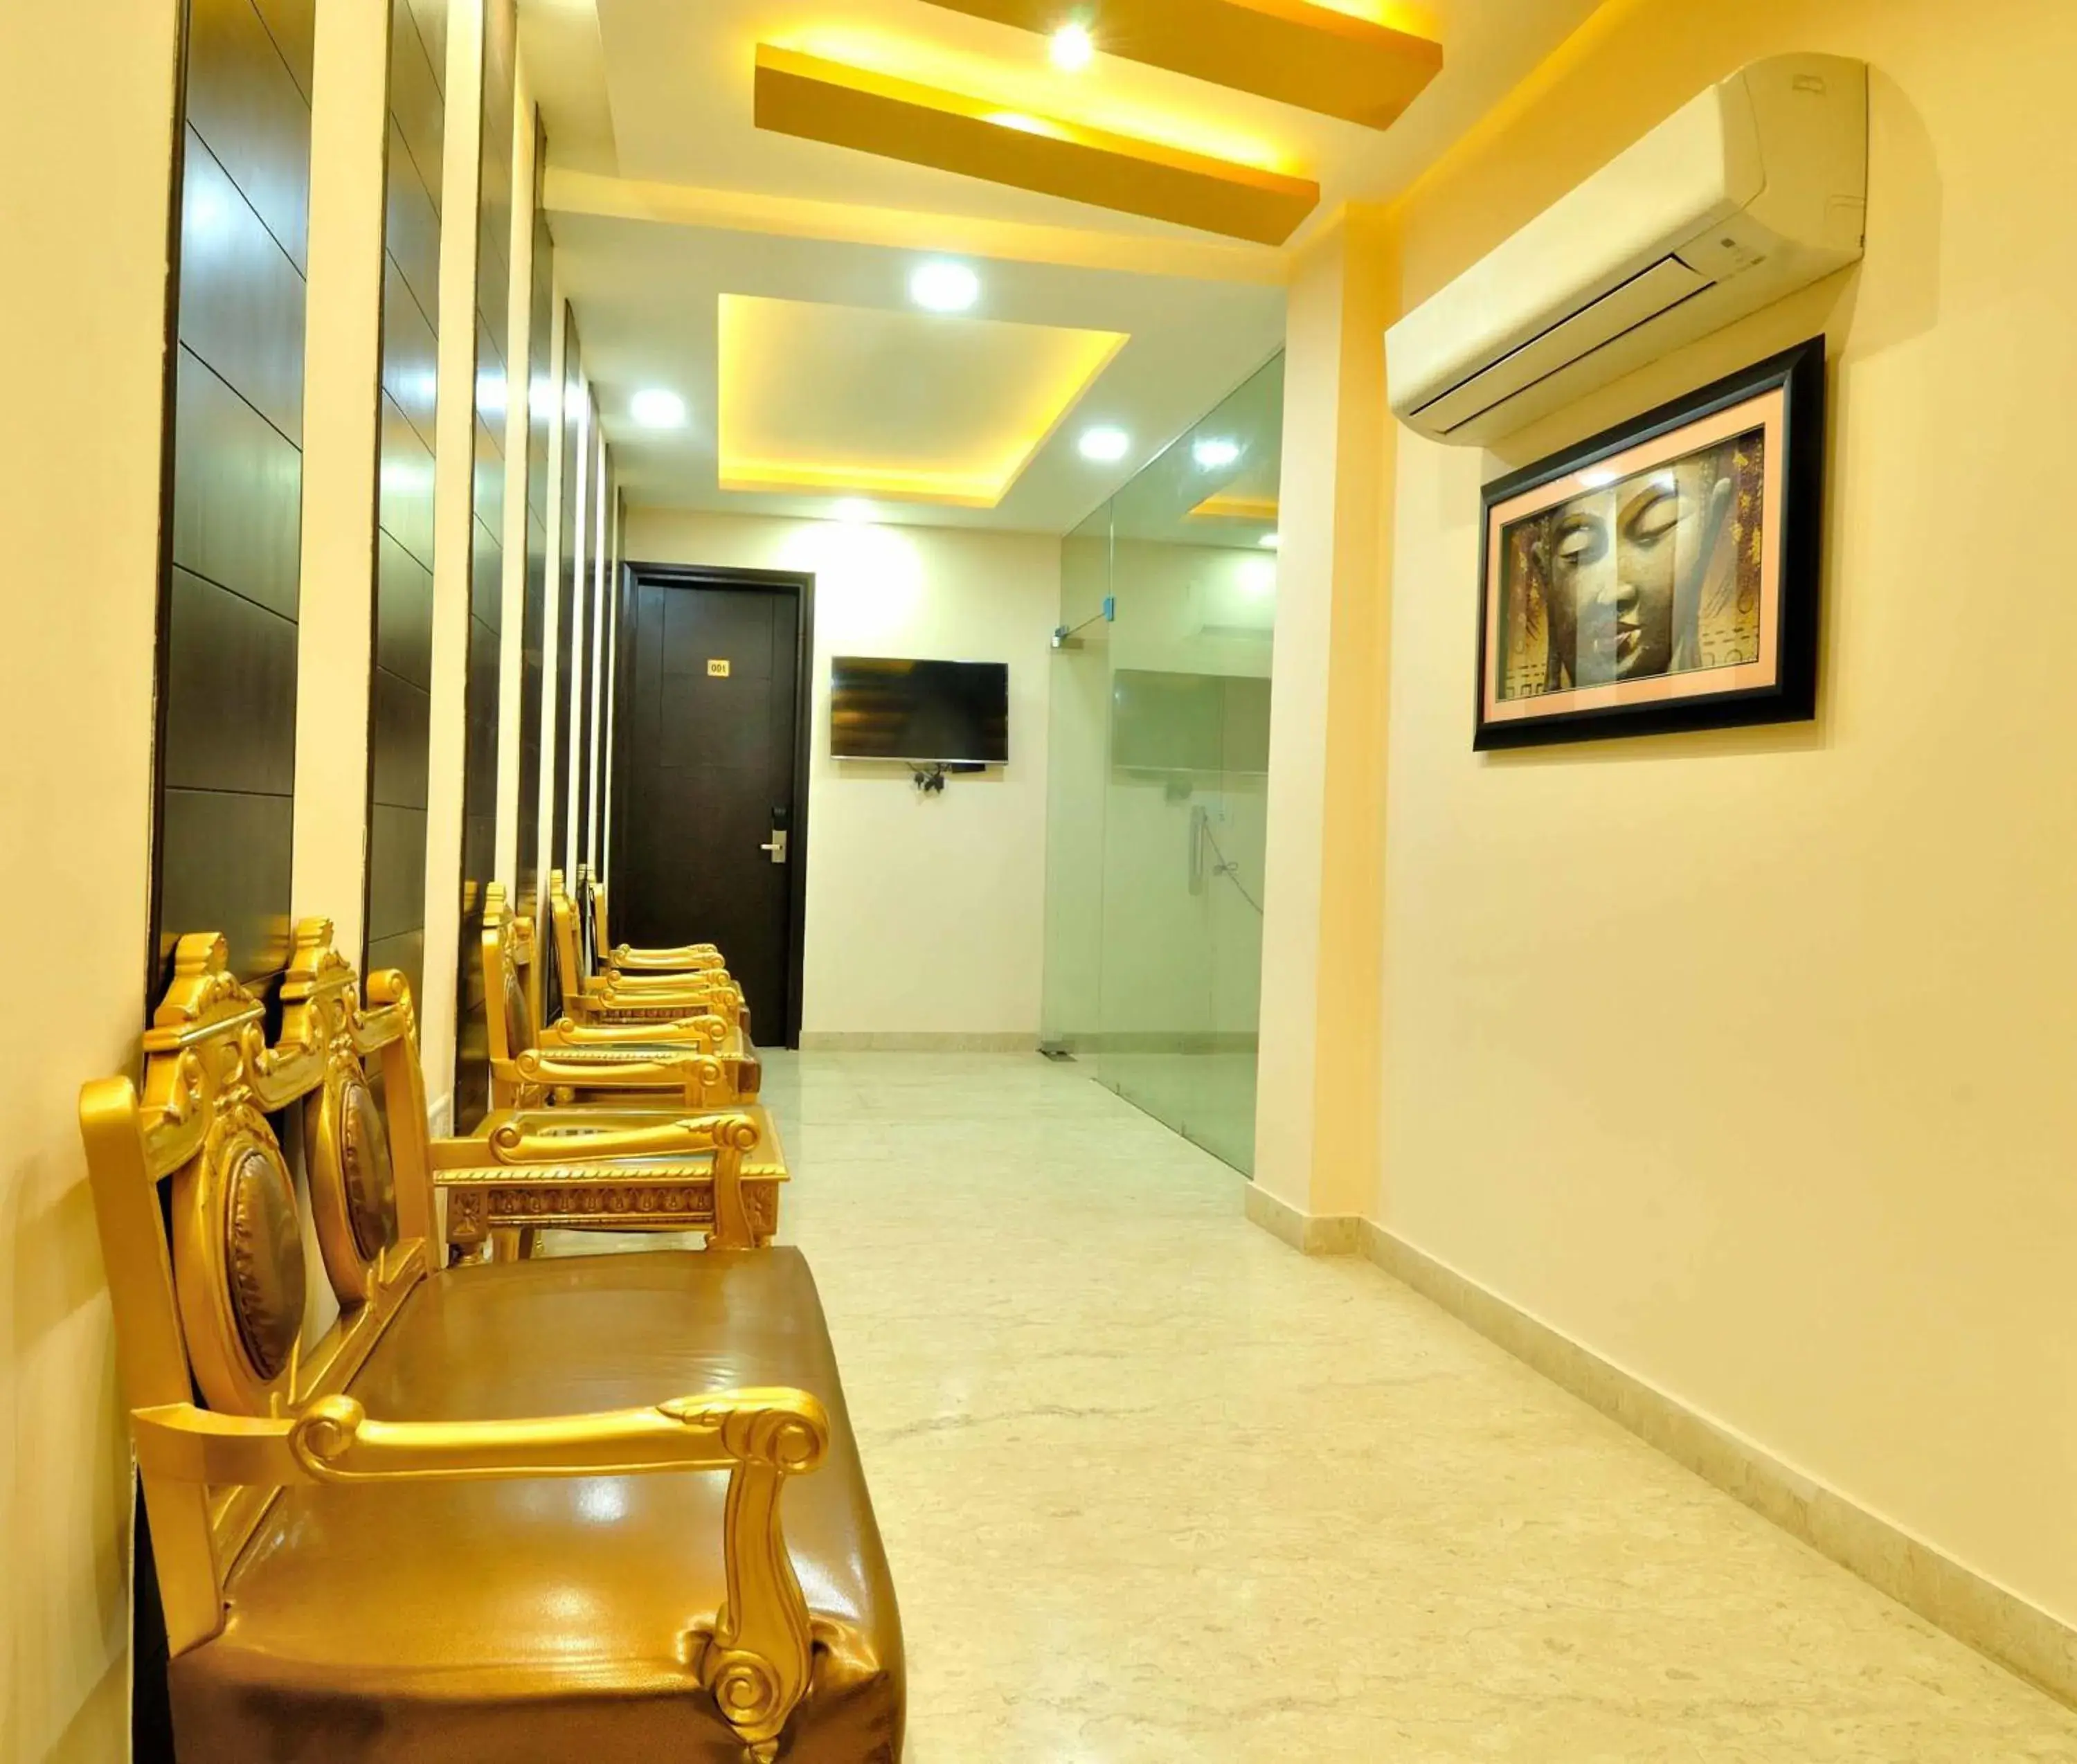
830,657 -> 1009,764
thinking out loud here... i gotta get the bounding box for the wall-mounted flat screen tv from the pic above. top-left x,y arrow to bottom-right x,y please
830,657 -> 1009,764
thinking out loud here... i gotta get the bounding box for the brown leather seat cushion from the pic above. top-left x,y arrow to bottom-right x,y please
170,1250 -> 902,1763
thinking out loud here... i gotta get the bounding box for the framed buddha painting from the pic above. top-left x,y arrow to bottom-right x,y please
1475,336 -> 1825,749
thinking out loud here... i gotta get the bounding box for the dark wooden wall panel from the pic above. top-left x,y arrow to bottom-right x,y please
453,0 -> 516,1130
152,0 -> 315,997
363,0 -> 442,1002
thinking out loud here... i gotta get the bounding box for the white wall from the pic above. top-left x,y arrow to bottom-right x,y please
622,510 -> 1060,1039
1,5 -> 179,1757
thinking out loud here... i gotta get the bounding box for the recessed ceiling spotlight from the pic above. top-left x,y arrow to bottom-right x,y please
1192,435 -> 1241,469
1050,21 -> 1095,71
629,387 -> 687,429
1258,531 -> 1281,549
910,259 -> 980,313
1078,425 -> 1130,462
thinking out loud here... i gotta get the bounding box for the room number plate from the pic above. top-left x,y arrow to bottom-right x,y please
707,658 -> 730,677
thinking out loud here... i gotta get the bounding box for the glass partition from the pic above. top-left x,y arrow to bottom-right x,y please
1041,354 -> 1281,1173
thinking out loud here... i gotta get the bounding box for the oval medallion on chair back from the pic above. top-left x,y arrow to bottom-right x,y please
304,1060 -> 402,1306
172,1109 -> 311,1414
224,1144 -> 306,1383
340,1076 -> 399,1261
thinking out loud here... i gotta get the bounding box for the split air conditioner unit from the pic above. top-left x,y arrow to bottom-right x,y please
1386,54 -> 1867,446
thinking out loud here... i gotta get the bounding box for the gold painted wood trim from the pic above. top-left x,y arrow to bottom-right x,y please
753,45 -> 1320,247
911,0 -> 1441,130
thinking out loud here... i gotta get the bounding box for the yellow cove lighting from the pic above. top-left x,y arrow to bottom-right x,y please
717,293 -> 1128,507
1188,491 -> 1280,521
753,44 -> 1319,247
908,0 -> 1443,130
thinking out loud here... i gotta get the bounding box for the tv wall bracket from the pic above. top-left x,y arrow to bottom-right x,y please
909,762 -> 986,793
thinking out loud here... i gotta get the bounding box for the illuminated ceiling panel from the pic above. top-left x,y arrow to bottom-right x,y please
717,292 -> 1128,506
753,45 -> 1321,246
908,0 -> 1444,130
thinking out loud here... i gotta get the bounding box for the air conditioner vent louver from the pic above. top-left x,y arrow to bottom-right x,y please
1412,256 -> 1714,435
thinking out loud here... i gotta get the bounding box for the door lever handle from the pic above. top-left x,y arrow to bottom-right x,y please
759,830 -> 789,865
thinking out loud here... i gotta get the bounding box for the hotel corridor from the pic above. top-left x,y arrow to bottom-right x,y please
571,1053 -> 2077,1763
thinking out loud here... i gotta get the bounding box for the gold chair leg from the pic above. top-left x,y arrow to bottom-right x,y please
489,1226 -> 523,1262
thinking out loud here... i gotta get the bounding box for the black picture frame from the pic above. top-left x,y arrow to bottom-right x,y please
1473,336 -> 1826,750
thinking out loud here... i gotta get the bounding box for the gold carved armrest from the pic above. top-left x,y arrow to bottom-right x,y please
431,1113 -> 769,1249
602,964 -> 735,992
601,969 -> 742,1005
546,1016 -> 729,1051
430,1110 -> 758,1169
612,942 -> 726,973
572,1007 -> 734,1044
132,1388 -> 827,1760
567,984 -> 740,1029
516,1043 -> 728,1083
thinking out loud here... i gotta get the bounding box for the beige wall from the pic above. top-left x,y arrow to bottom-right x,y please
291,0 -> 389,971
624,510 -> 1059,1037
0,6 -> 179,1760
1368,0 -> 2077,1629
418,0 -> 487,1126
1255,210 -> 1396,1217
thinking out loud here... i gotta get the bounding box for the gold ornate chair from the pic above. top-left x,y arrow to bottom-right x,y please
80,924 -> 903,1763
584,862 -> 730,975
485,883 -> 734,1105
534,876 -> 764,1101
464,894 -> 789,1261
550,867 -> 753,1036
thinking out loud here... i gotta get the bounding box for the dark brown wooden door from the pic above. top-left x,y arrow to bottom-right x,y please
618,574 -> 805,1041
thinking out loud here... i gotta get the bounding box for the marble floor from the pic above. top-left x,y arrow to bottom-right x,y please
563,1052 -> 2077,1761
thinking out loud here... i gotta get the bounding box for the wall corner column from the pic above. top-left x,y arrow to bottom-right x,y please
420,0 -> 487,1119
291,0 -> 392,954
1253,203 -> 1401,1227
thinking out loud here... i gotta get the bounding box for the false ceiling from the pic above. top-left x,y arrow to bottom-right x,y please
525,0 -> 1608,532
548,213 -> 1284,531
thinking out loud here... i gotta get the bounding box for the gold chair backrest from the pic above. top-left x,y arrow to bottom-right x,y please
548,867 -> 591,993
591,870 -> 615,959
284,921 -> 436,1307
80,919 -> 436,1651
480,881 -> 539,1068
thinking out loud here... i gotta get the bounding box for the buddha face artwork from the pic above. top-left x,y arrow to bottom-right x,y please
1513,436 -> 1761,694
1475,343 -> 1822,748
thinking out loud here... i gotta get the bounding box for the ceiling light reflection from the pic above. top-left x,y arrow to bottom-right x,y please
1077,426 -> 1130,462
1258,531 -> 1280,549
630,388 -> 688,429
1192,436 -> 1241,469
909,260 -> 980,312
1050,22 -> 1095,71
